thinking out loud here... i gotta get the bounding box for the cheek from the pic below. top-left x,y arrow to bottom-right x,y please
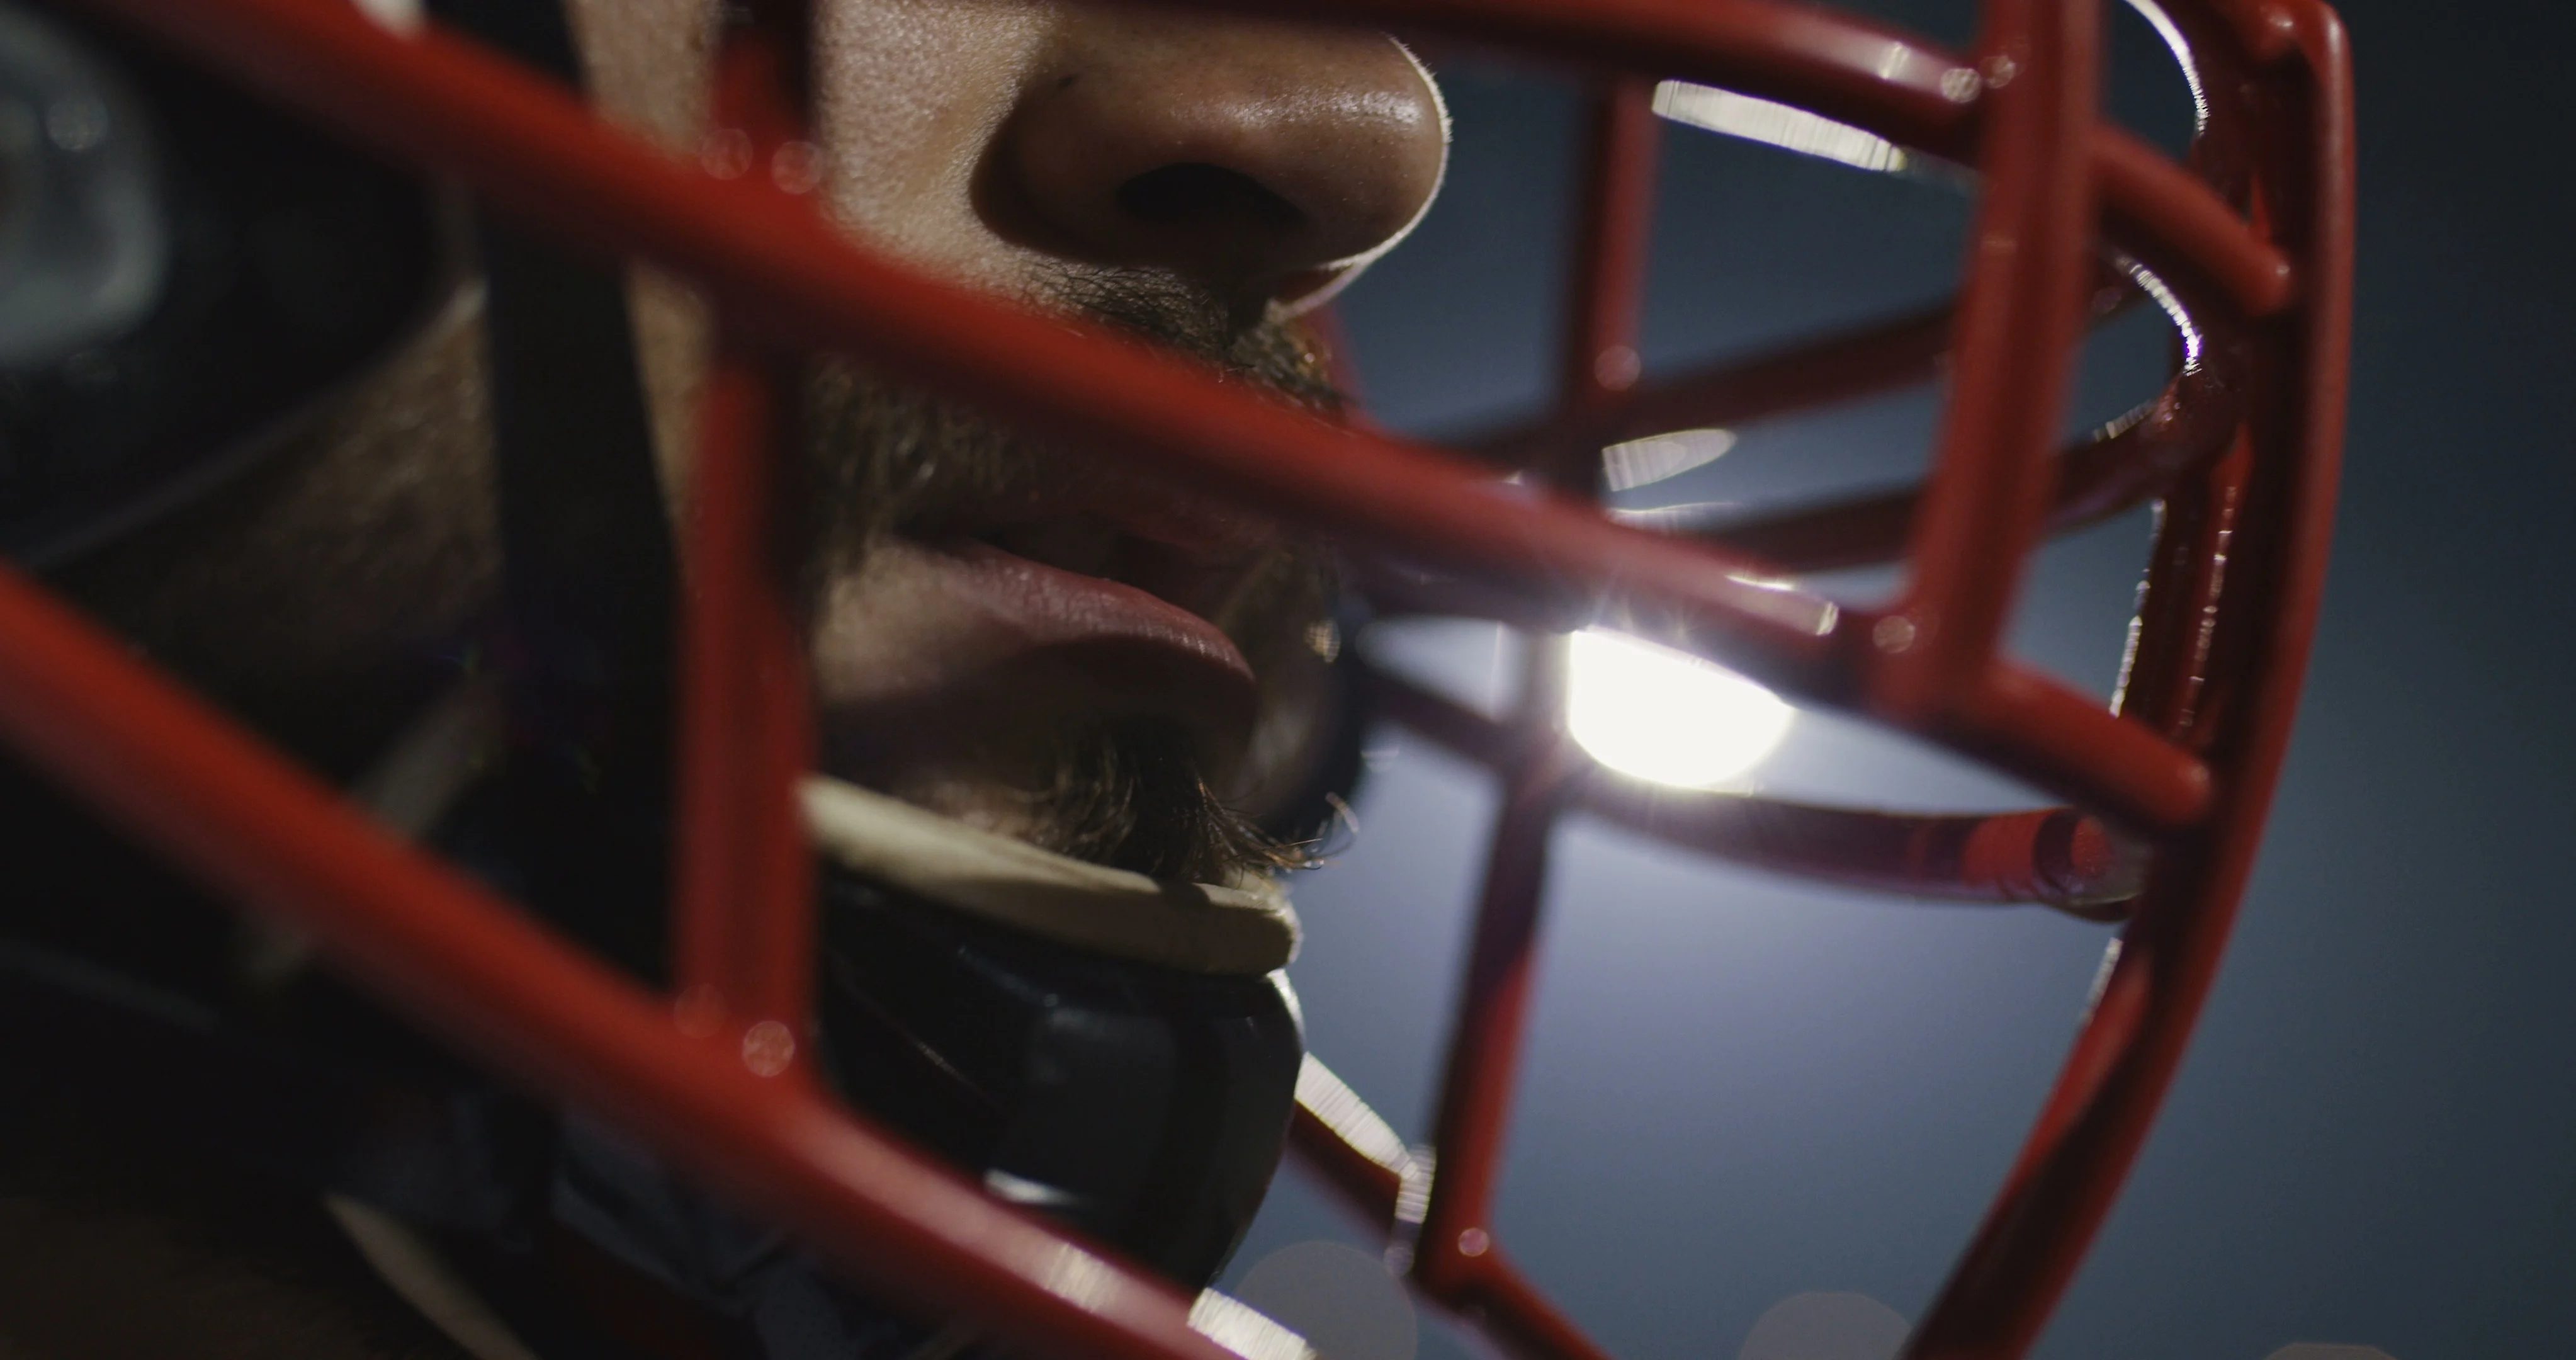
565,0 -> 716,150
813,0 -> 1054,280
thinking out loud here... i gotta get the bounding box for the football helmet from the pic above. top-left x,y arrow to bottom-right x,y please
0,0 -> 2349,1357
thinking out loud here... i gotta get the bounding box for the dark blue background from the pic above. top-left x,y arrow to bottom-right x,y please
1221,3 -> 2576,1356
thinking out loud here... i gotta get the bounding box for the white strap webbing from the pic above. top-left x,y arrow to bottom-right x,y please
800,776 -> 1299,976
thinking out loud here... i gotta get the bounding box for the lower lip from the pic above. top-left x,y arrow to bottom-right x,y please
808,534 -> 1262,762
935,537 -> 1257,689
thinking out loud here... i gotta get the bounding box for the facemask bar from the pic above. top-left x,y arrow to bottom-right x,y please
1296,6 -> 2349,1359
0,4 -> 2351,1360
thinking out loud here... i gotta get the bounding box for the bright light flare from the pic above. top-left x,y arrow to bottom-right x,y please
1568,630 -> 1794,788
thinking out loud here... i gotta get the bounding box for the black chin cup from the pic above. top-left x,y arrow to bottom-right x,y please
0,0 -> 442,565
819,868 -> 1306,1290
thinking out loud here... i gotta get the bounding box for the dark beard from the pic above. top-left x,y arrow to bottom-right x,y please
796,269 -> 1340,885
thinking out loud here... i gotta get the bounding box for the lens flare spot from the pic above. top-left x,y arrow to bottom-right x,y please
1739,1292 -> 1908,1360
1236,1241 -> 1416,1360
1568,630 -> 1792,788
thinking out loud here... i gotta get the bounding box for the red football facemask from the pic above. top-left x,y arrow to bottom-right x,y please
0,0 -> 2349,1358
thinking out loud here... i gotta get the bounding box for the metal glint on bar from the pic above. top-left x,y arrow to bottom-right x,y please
13,1 -> 2353,1360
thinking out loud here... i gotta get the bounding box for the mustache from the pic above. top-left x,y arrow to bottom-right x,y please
794,266 -> 1340,579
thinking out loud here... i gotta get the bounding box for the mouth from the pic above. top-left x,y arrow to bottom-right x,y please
968,486 -> 1273,623
938,524 -> 1260,696
809,478 -> 1279,788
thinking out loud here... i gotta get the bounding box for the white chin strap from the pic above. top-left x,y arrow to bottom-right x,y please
799,777 -> 1298,976
326,1196 -> 548,1360
348,676 -> 1301,978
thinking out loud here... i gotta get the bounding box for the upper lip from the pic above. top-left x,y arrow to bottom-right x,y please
944,474 -> 1280,630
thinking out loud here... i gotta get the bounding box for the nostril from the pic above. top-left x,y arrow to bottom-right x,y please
1114,162 -> 1306,231
998,18 -> 1445,298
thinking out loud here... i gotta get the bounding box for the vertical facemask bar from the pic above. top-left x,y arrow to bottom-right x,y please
1406,76 -> 1661,1360
666,0 -> 819,1057
1876,0 -> 2103,723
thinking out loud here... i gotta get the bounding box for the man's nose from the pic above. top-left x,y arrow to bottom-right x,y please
996,13 -> 1447,312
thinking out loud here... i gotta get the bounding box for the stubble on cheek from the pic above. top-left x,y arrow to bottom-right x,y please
52,244 -> 1342,888
45,304 -> 505,778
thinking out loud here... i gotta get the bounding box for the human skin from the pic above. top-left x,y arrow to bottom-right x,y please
55,0 -> 1447,871
1,5 -> 1445,1354
614,0 -> 1450,860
